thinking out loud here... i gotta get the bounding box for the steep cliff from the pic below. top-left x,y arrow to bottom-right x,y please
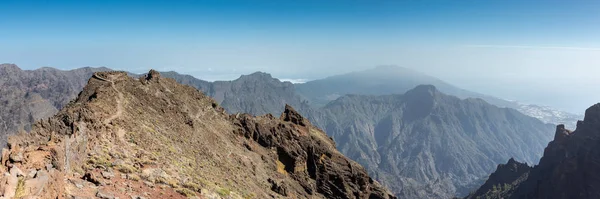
469,103 -> 600,199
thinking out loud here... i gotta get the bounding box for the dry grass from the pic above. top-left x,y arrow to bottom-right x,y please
276,160 -> 288,175
183,181 -> 201,192
15,177 -> 26,198
127,174 -> 141,181
117,164 -> 137,173
175,188 -> 196,197
217,187 -> 231,196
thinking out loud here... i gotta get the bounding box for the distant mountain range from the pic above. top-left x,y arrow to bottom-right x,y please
307,85 -> 554,198
295,66 -> 581,129
161,67 -> 556,198
160,71 -> 312,117
467,103 -> 600,199
0,63 -> 571,198
0,64 -> 109,145
296,65 -> 514,108
162,65 -> 581,129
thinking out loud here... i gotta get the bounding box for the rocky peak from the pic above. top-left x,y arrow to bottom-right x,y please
280,104 -> 308,127
238,72 -> 275,81
0,63 -> 18,68
565,103 -> 600,138
0,63 -> 21,74
467,158 -> 531,198
583,103 -> 600,127
401,85 -> 440,119
553,124 -> 573,142
234,72 -> 296,88
404,84 -> 439,98
500,158 -> 530,173
506,157 -> 517,165
147,69 -> 161,80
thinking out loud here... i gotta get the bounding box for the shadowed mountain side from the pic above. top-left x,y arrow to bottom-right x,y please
313,85 -> 554,198
468,104 -> 600,199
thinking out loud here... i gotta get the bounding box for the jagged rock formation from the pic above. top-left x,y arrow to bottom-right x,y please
466,158 -> 531,198
0,64 -> 109,145
0,70 -> 395,199
311,85 -> 554,198
468,103 -> 600,199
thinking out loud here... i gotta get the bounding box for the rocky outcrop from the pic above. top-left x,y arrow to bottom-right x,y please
466,158 -> 531,198
553,124 -> 572,142
231,104 -> 391,199
281,104 -> 309,127
0,70 -> 394,198
0,64 -> 109,146
469,103 -> 600,199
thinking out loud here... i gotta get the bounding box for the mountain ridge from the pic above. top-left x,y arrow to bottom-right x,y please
0,64 -> 566,198
314,85 -> 554,198
295,66 -> 581,128
468,103 -> 600,199
0,70 -> 395,198
0,64 -> 110,145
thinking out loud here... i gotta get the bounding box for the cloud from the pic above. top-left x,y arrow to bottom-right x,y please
464,45 -> 600,51
279,78 -> 309,84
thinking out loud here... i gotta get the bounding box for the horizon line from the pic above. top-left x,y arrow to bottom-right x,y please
464,45 -> 600,51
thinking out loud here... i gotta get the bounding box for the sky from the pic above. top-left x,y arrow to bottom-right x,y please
0,0 -> 599,113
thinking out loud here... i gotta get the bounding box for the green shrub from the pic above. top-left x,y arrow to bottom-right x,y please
217,188 -> 231,196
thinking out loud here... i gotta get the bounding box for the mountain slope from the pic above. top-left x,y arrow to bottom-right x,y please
156,67 -> 581,129
314,85 -> 554,198
466,158 -> 531,198
295,66 -> 581,128
162,70 -> 557,198
0,70 -> 395,199
0,64 -> 109,145
296,66 -> 513,108
0,65 -> 563,198
468,103 -> 600,199
163,71 -> 310,116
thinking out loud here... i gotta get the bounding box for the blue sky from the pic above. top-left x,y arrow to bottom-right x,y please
1,0 -> 599,113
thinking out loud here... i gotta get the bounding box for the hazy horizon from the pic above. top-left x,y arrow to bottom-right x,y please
2,0 -> 599,113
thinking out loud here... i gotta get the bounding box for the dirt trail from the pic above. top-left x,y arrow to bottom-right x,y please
94,73 -> 124,125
